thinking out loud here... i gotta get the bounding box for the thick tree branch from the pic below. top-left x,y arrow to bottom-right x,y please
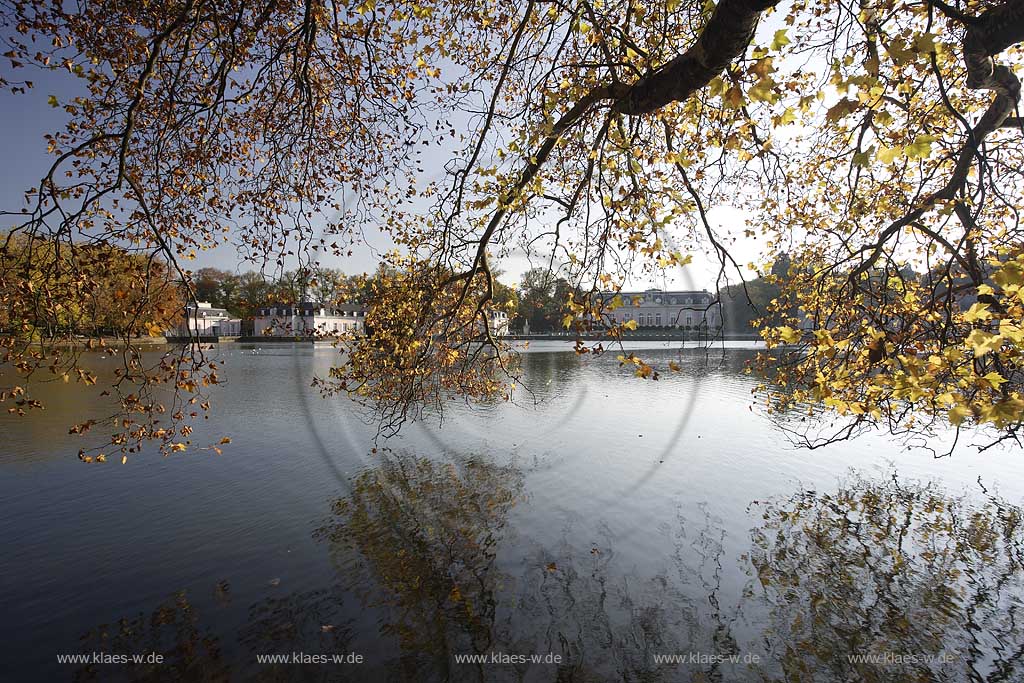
453,0 -> 782,295
613,0 -> 780,115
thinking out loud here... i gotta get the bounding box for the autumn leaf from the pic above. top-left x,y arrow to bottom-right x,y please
962,303 -> 992,323
771,29 -> 791,51
948,404 -> 973,426
966,330 -> 1001,357
776,326 -> 802,344
826,98 -> 859,122
904,134 -> 937,159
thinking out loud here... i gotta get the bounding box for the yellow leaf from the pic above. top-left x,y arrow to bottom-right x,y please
623,319 -> 638,330
999,320 -> 1024,343
771,29 -> 791,51
877,146 -> 901,164
777,326 -> 802,344
984,371 -> 1008,390
948,404 -> 972,426
904,134 -> 937,159
966,329 -> 1001,357
963,302 -> 992,323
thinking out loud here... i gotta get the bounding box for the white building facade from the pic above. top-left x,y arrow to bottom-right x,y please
601,289 -> 720,329
487,310 -> 510,336
170,301 -> 242,337
254,303 -> 366,337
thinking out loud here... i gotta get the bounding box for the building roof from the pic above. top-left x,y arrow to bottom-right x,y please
255,302 -> 367,317
599,289 -> 713,306
186,301 -> 229,317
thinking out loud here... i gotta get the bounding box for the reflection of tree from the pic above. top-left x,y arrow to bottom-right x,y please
74,591 -> 229,683
747,475 -> 1024,683
237,586 -> 359,682
507,506 -> 741,682
315,453 -> 523,681
69,468 -> 1024,683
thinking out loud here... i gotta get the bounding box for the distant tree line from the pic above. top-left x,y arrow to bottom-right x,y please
512,262 -> 788,335
188,266 -> 373,318
509,268 -> 574,333
719,256 -> 793,335
1,233 -> 183,337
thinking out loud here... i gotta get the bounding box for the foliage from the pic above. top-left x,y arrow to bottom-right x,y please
189,266 -> 368,317
317,254 -> 518,435
316,452 -> 523,665
511,267 -> 577,333
1,233 -> 183,337
2,0 -> 1024,451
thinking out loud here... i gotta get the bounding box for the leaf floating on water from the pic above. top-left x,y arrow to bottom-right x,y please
268,578 -> 281,587
545,562 -> 557,573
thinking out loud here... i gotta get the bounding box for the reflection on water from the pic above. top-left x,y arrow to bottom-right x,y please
67,452 -> 1024,682
4,345 -> 1023,681
748,476 -> 1024,682
316,454 -> 522,680
74,591 -> 229,682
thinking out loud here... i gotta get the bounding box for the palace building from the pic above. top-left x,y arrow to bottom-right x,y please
169,301 -> 242,337
253,303 -> 366,337
601,288 -> 720,329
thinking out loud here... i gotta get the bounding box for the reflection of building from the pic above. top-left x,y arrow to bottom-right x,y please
254,303 -> 366,337
171,301 -> 242,337
601,289 -> 720,328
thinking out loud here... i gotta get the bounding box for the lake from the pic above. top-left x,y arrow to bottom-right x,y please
2,342 -> 1023,682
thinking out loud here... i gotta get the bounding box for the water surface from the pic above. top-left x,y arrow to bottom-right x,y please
2,343 -> 1023,681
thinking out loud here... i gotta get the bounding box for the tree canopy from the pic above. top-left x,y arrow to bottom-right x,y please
2,0 -> 1023,455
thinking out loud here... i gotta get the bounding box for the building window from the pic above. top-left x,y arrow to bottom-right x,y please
656,314 -> 662,326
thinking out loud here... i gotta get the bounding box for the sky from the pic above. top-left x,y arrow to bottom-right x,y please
0,21 -> 771,294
